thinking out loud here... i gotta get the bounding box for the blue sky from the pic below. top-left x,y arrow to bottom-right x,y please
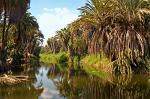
29,0 -> 87,44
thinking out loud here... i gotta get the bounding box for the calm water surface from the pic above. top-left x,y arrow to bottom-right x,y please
0,64 -> 150,99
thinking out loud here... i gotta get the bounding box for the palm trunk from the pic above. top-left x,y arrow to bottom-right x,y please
0,2 -> 11,72
31,40 -> 36,54
1,22 -> 11,68
1,10 -> 7,67
0,1 -> 7,69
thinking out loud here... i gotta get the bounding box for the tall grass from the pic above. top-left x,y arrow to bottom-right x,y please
40,52 -> 69,64
81,54 -> 112,74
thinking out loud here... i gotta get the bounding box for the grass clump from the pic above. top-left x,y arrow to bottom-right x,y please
80,53 -> 113,80
40,52 -> 69,64
81,53 -> 112,74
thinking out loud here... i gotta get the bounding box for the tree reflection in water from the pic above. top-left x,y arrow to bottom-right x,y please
52,67 -> 150,99
0,82 -> 41,99
33,66 -> 65,99
1,65 -> 150,99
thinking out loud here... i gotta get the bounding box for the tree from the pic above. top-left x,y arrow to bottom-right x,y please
12,12 -> 43,66
78,0 -> 150,73
56,27 -> 70,51
46,0 -> 150,73
0,0 -> 30,69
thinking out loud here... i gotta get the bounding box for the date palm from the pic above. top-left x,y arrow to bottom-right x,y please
0,0 -> 30,68
78,0 -> 150,72
56,27 -> 70,51
14,12 -> 42,65
47,37 -> 61,53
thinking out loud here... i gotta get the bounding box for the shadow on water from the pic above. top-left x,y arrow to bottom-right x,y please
0,64 -> 150,99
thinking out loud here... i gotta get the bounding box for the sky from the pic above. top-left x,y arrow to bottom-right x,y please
29,0 -> 87,44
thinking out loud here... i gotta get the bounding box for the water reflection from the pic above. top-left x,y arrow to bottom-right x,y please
0,83 -> 40,99
0,65 -> 150,99
34,66 -> 65,99
55,73 -> 150,99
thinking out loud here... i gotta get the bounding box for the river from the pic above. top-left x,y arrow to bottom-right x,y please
0,64 -> 150,99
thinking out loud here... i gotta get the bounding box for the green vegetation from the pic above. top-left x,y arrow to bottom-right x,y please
44,0 -> 150,74
1,0 -> 150,98
40,52 -> 69,64
0,0 -> 44,73
0,0 -> 150,75
81,54 -> 112,73
81,62 -> 109,79
40,52 -> 111,78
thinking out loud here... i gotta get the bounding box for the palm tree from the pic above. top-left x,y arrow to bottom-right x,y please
56,27 -> 70,51
47,37 -> 61,53
77,0 -> 150,73
13,12 -> 43,66
0,0 -> 30,69
45,0 -> 150,73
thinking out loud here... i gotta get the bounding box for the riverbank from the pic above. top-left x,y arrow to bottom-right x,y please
1,62 -> 150,99
40,52 -> 68,65
40,52 -> 112,78
81,54 -> 112,78
0,74 -> 29,86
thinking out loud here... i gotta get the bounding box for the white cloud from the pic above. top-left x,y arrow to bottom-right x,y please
37,8 -> 79,45
43,8 -> 51,12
